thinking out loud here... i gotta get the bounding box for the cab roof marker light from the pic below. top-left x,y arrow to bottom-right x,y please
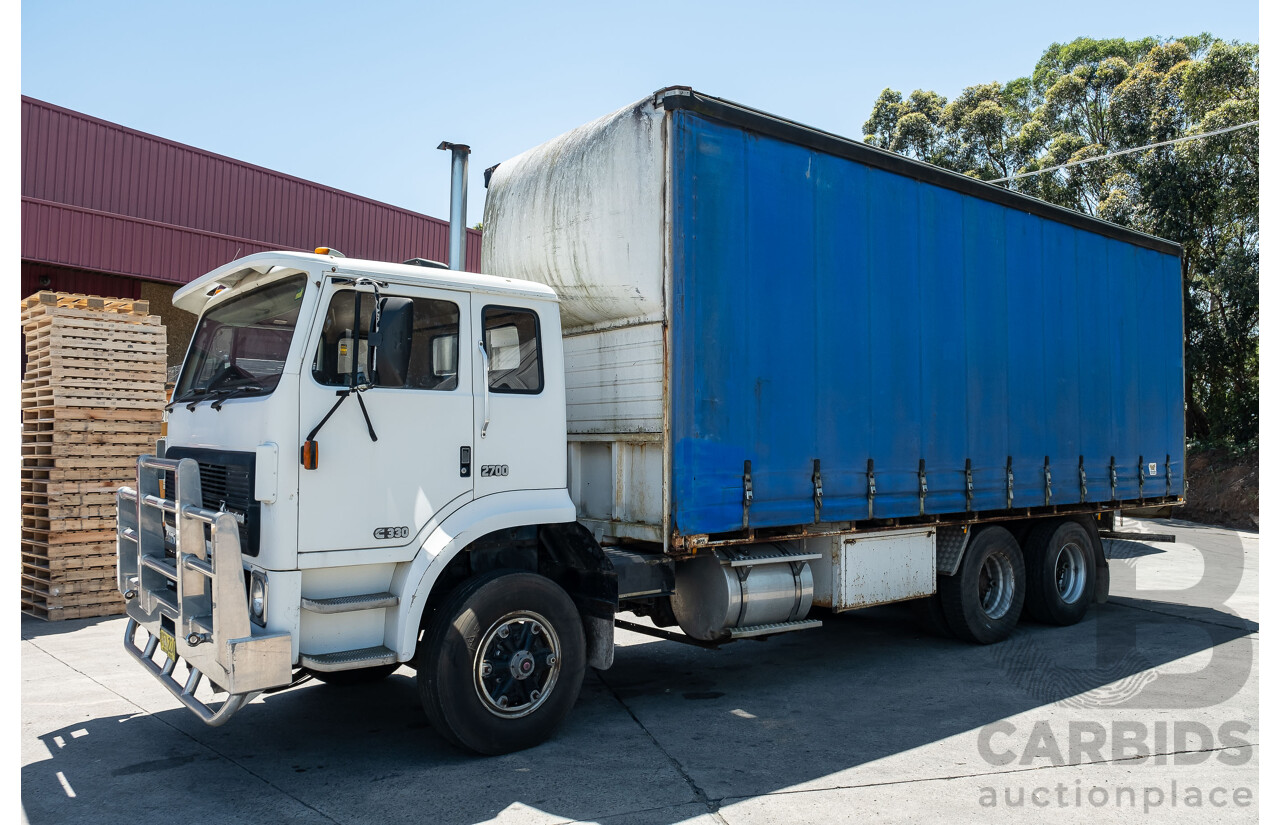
315,247 -> 346,258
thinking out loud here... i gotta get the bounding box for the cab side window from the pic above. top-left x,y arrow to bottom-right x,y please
483,306 -> 542,394
312,291 -> 460,390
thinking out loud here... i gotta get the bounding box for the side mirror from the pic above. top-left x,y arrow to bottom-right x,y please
371,296 -> 414,387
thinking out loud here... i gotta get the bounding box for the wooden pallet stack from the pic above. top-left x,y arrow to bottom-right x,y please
20,292 -> 167,620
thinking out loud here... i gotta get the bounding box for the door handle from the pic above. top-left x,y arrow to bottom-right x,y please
478,339 -> 491,439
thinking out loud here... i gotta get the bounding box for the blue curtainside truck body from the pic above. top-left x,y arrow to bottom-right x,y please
665,93 -> 1185,537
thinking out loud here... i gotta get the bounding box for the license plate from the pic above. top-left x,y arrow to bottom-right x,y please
158,628 -> 178,661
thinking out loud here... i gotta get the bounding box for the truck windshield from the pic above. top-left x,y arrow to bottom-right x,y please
174,274 -> 308,402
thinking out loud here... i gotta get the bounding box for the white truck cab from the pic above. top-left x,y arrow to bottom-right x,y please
118,251 -> 614,752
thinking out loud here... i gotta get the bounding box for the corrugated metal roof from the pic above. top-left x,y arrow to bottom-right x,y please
20,96 -> 481,285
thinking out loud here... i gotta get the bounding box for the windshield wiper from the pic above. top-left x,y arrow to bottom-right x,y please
183,392 -> 211,412
180,380 -> 264,411
210,384 -> 263,411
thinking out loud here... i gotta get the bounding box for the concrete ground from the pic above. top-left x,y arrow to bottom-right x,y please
22,518 -> 1258,824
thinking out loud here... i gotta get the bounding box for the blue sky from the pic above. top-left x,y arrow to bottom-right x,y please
21,0 -> 1259,224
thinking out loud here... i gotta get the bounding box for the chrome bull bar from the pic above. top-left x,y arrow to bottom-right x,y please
117,455 -> 291,726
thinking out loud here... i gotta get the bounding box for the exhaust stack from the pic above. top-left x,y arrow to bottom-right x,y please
438,141 -> 471,271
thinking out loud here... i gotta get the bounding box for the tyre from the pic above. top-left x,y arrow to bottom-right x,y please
909,592 -> 955,639
417,570 -> 585,755
1022,519 -> 1095,626
309,663 -> 400,686
938,526 -> 1025,644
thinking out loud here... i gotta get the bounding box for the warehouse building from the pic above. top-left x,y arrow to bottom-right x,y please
20,95 -> 480,372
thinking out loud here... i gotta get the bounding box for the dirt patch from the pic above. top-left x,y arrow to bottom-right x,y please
1179,446 -> 1259,530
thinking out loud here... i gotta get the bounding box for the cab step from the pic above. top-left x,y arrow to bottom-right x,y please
727,619 -> 823,639
300,592 -> 398,614
298,645 -> 398,672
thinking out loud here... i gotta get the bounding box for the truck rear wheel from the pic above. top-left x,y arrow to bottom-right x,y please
417,570 -> 585,755
938,526 -> 1024,644
1022,519 -> 1095,626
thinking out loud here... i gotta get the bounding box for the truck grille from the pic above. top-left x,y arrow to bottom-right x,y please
163,447 -> 260,557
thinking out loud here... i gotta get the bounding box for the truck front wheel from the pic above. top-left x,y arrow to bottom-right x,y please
938,526 -> 1025,644
417,570 -> 585,755
1022,519 -> 1095,626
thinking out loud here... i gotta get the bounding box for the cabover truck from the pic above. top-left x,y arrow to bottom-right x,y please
116,88 -> 1185,755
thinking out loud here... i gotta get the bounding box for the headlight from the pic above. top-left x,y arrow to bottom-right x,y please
249,570 -> 268,627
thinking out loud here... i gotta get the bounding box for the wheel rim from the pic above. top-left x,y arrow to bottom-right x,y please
473,610 -> 561,719
978,553 -> 1015,620
1054,541 -> 1087,604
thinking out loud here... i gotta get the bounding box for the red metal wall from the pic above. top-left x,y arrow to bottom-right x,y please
20,96 -> 482,285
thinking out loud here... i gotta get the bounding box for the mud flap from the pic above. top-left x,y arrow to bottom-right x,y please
1085,516 -> 1110,604
583,614 -> 615,670
1094,557 -> 1110,604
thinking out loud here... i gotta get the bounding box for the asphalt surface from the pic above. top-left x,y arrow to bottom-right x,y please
21,518 -> 1258,824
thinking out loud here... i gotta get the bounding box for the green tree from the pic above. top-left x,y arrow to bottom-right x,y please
864,34 -> 1258,445
1109,39 -> 1260,443
939,80 -> 1038,181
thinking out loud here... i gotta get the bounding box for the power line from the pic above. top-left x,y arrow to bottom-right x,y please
988,120 -> 1259,183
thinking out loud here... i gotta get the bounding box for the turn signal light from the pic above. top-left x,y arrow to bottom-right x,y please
301,440 -> 319,470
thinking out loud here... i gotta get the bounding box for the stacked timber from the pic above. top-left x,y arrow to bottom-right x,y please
20,292 -> 166,620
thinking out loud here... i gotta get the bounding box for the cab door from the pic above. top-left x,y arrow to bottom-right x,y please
297,278 -> 473,554
471,300 -> 567,497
